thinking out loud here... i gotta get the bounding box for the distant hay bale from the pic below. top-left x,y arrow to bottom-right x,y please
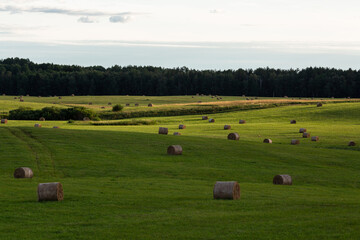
38,182 -> 64,201
108,102 -> 112,105
239,120 -> 246,124
58,96 -> 62,99
224,125 -> 231,130
220,97 -> 222,99
135,103 -> 139,106
211,96 -> 214,98
303,132 -> 311,138
2,94 -> 5,96
20,99 -> 24,102
71,94 -> 75,97
14,167 -> 33,178
202,116 -> 208,120
291,139 -> 300,145
1,119 -> 8,124
179,124 -> 186,129
348,141 -> 356,146
209,118 -> 215,123
228,133 -> 240,140
26,94 -> 29,96
317,103 -> 322,107
242,95 -> 245,97
39,117 -> 45,121
173,132 -> 182,136
53,126 -> 59,129
290,120 -> 296,124
198,101 -> 202,103
158,127 -> 168,135
125,103 -> 130,106
83,117 -> 90,121
148,103 -> 153,107
167,145 -> 182,155
263,139 -> 272,143
311,136 -> 319,141
38,96 -> 41,98
196,93 -> 199,96
101,107 -> 105,109
34,123 -> 42,128
88,102 -> 92,105
273,175 -> 292,185
284,96 -> 288,98
213,181 -> 240,200
14,97 -> 17,99
246,98 -> 249,100
299,128 -> 306,133
192,96 -> 194,98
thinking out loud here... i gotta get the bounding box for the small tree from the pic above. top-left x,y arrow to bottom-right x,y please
112,104 -> 123,112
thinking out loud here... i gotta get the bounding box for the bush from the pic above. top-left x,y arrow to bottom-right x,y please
9,106 -> 98,120
112,104 -> 123,112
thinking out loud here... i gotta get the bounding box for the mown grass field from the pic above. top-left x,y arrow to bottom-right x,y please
0,96 -> 360,239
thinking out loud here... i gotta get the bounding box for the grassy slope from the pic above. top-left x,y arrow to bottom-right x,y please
0,101 -> 360,239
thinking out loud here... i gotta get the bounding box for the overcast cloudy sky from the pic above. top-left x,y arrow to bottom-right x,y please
0,0 -> 359,69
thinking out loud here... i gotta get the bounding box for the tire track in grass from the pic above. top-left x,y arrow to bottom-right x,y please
6,127 -> 57,177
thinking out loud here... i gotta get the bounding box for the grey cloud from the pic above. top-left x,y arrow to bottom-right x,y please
0,5 -> 135,23
78,16 -> 95,23
109,15 -> 131,23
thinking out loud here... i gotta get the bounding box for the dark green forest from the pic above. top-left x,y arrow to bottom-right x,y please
1,58 -> 359,97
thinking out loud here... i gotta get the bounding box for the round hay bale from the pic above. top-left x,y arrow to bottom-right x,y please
209,118 -> 215,123
202,116 -> 208,120
228,133 -> 240,140
167,145 -> 182,155
14,97 -> 17,99
263,138 -> 272,143
291,139 -> 300,145
239,120 -> 246,124
192,96 -> 194,98
88,102 -> 92,105
173,132 -> 181,136
284,96 -> 288,98
38,182 -> 64,201
14,167 -> 33,178
125,103 -> 130,106
179,124 -> 186,129
83,117 -> 90,121
53,126 -> 59,129
317,102 -> 322,107
34,123 -> 42,128
20,99 -> 24,102
273,175 -> 292,185
224,125 -> 231,130
135,103 -> 139,107
290,120 -> 296,124
213,181 -> 240,200
38,96 -> 41,98
348,141 -> 356,146
39,117 -> 45,121
311,136 -> 319,141
303,132 -> 311,138
198,101 -> 202,103
108,102 -> 112,105
148,103 -> 153,107
58,96 -> 62,99
246,98 -> 249,100
1,119 -> 8,124
2,93 -> 5,96
101,106 -> 105,109
299,128 -> 307,133
71,94 -> 75,97
159,127 -> 168,135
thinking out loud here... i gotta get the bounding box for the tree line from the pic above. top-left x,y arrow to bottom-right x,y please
0,58 -> 359,97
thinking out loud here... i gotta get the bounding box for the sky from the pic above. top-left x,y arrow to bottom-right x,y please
0,0 -> 360,69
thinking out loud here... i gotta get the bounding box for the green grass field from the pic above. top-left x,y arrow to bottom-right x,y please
0,96 -> 359,239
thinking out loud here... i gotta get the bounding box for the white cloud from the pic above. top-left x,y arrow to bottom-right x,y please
209,9 -> 224,14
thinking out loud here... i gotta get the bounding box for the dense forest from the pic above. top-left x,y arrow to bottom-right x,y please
0,58 -> 359,97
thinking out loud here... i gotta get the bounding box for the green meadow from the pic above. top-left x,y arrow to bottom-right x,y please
0,96 -> 359,239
